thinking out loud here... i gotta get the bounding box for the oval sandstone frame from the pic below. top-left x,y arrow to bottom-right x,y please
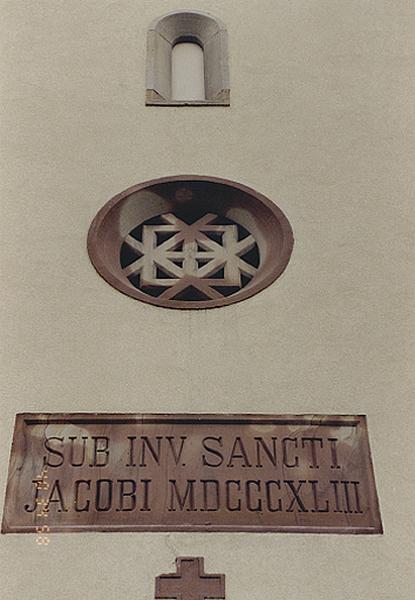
87,176 -> 294,309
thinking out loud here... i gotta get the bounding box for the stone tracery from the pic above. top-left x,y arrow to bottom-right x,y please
120,212 -> 259,301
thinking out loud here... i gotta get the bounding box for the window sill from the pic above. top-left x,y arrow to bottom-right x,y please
145,89 -> 230,106
146,100 -> 230,106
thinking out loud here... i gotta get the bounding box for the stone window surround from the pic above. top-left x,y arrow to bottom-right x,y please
87,175 -> 294,310
146,10 -> 230,106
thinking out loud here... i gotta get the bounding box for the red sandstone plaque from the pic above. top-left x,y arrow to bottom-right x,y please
1,413 -> 382,534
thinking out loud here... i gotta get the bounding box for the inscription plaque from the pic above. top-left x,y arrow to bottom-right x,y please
2,413 -> 382,534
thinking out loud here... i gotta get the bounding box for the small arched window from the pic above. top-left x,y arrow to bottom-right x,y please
146,11 -> 230,106
172,42 -> 205,101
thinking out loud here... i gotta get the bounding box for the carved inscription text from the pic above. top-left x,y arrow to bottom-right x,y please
2,414 -> 382,534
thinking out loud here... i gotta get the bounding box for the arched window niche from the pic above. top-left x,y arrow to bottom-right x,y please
146,11 -> 230,106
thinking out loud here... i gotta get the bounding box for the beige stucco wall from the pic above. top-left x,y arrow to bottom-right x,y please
1,1 -> 414,598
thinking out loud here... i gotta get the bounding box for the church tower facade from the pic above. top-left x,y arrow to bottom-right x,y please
1,2 -> 414,599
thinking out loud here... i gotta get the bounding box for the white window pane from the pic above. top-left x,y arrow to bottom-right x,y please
172,42 -> 205,101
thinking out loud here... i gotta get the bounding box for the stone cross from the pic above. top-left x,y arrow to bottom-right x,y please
155,557 -> 225,600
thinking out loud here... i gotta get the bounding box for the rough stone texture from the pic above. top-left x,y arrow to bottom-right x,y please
0,1 -> 414,599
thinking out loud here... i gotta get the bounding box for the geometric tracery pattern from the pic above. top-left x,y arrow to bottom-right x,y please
120,212 -> 260,302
